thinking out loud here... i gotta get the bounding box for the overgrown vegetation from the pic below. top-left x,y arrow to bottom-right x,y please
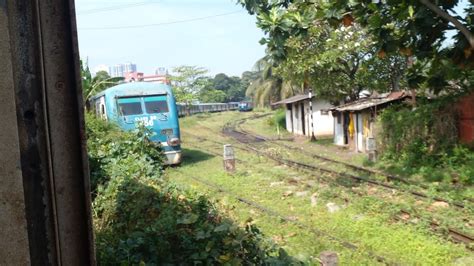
86,114 -> 289,264
379,99 -> 474,184
267,108 -> 286,131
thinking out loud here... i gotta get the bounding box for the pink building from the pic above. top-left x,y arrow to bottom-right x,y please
124,72 -> 169,84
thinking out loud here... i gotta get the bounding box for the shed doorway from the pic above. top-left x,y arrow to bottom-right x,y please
301,102 -> 306,135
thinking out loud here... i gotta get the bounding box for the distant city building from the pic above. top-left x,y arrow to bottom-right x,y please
124,71 -> 169,84
124,72 -> 144,82
109,62 -> 137,77
155,67 -> 168,76
143,74 -> 169,84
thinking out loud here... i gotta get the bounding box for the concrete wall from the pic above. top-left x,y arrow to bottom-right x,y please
312,99 -> 334,137
284,99 -> 334,138
285,105 -> 293,133
0,1 -> 95,264
0,5 -> 31,263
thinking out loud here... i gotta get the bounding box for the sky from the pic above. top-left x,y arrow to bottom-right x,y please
76,0 -> 266,77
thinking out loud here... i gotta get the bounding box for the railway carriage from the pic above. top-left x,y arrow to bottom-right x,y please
176,102 -> 240,116
238,101 -> 253,112
91,82 -> 182,165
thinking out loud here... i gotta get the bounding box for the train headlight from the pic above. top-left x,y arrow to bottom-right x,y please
168,137 -> 180,146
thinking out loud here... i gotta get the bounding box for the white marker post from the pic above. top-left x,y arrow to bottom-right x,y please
309,89 -> 316,141
223,144 -> 236,172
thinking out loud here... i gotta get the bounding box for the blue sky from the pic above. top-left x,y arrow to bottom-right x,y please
76,0 -> 266,76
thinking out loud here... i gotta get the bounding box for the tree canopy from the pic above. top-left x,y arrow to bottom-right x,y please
169,66 -> 249,104
238,0 -> 474,99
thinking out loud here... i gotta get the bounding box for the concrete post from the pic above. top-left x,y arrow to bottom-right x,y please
223,144 -> 236,172
320,251 -> 339,266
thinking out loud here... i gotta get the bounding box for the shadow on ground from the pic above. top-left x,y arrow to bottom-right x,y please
181,148 -> 215,166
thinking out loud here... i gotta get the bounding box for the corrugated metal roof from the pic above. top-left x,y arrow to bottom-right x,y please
332,91 -> 409,112
271,94 -> 313,105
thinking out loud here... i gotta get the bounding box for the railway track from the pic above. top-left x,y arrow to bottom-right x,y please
228,118 -> 474,209
182,130 -> 474,249
183,175 -> 393,264
223,119 -> 474,248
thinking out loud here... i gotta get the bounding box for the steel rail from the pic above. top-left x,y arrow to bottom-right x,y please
229,121 -> 471,209
183,131 -> 474,249
236,115 -> 474,206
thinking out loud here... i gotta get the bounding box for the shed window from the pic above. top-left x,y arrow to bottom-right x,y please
337,113 -> 341,124
144,96 -> 169,114
117,97 -> 143,116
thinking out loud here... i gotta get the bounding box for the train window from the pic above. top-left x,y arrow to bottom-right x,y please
117,98 -> 143,116
144,96 -> 169,114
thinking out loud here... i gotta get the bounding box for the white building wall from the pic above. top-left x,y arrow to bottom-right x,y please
285,107 -> 292,133
334,113 -> 345,145
312,99 -> 334,137
284,98 -> 335,138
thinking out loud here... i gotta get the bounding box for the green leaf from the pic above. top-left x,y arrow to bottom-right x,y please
177,213 -> 199,225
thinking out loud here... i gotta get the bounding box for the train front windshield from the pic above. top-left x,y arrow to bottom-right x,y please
118,98 -> 143,116
144,96 -> 169,114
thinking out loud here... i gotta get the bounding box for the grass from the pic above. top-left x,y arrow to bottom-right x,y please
166,111 -> 473,264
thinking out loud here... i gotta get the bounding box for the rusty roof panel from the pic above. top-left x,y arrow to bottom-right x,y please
332,91 -> 409,112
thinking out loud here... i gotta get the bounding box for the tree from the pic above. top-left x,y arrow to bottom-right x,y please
169,66 -> 209,104
246,56 -> 297,107
276,23 -> 406,101
239,0 -> 474,94
211,73 -> 246,102
81,60 -> 123,107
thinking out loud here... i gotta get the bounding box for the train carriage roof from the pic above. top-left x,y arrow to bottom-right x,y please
92,82 -> 173,100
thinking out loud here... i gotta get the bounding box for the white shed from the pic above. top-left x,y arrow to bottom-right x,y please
272,94 -> 334,138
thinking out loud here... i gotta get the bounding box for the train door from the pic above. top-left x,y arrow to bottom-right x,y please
287,104 -> 293,133
95,96 -> 107,120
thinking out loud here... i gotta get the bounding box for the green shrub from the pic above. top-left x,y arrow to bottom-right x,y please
85,113 -> 293,264
267,108 -> 286,130
378,98 -> 474,184
94,176 -> 291,265
86,113 -> 163,193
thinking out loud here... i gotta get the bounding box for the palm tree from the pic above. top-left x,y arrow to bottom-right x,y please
246,56 -> 299,107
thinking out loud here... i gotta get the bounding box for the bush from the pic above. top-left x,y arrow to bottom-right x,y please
86,113 -> 163,193
94,176 -> 291,265
267,108 -> 286,130
85,113 -> 293,264
378,98 -> 474,184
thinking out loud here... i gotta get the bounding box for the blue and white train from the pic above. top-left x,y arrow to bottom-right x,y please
91,82 -> 243,165
91,82 -> 182,165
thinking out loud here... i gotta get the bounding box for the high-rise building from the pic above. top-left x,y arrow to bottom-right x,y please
109,62 -> 137,77
155,67 -> 168,76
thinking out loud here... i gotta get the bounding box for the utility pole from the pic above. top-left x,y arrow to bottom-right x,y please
309,89 -> 316,141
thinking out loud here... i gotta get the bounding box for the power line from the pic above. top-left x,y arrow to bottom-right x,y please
79,10 -> 244,30
78,1 -> 161,15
